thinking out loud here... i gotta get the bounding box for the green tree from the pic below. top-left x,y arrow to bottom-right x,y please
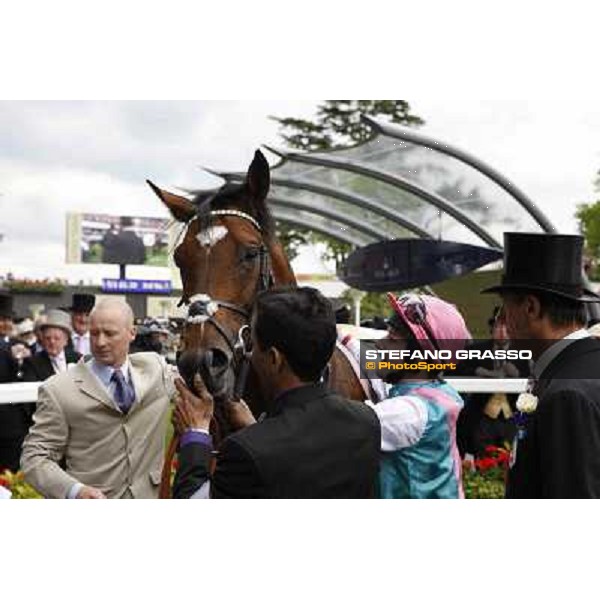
576,198 -> 600,279
271,100 -> 425,270
272,100 -> 424,152
275,223 -> 309,263
341,289 -> 391,320
576,201 -> 600,257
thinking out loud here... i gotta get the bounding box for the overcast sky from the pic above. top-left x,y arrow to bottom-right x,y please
1,99 -> 598,283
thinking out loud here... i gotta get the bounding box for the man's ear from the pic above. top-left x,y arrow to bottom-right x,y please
268,346 -> 285,372
525,294 -> 543,320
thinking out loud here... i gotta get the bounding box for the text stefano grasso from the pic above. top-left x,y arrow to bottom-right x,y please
364,348 -> 533,361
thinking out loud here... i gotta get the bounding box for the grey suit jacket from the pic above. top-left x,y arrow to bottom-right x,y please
21,352 -> 174,499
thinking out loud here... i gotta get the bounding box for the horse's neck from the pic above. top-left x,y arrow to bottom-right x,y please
328,346 -> 368,401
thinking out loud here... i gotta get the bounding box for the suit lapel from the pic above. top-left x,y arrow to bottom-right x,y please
124,355 -> 148,416
536,337 -> 600,396
72,362 -> 117,411
36,352 -> 55,380
538,338 -> 599,379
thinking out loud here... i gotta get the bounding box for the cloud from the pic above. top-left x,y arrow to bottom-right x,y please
0,100 -> 318,281
1,99 -> 599,284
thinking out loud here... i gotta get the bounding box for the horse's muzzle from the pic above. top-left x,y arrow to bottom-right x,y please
177,348 -> 235,401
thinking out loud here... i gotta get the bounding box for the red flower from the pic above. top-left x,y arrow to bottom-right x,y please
0,477 -> 10,488
475,457 -> 498,471
497,452 -> 510,465
484,445 -> 508,457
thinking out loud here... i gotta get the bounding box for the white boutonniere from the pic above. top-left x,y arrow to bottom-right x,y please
516,392 -> 538,414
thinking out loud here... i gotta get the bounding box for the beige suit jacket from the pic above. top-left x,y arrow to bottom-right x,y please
21,352 -> 174,499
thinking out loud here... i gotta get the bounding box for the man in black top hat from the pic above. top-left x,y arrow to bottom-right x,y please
67,293 -> 95,356
483,232 -> 600,498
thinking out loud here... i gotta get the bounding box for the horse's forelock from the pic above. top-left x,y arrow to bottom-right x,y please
191,182 -> 274,239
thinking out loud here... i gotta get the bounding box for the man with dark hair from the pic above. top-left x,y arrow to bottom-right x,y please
67,293 -> 95,356
172,286 -> 381,498
483,232 -> 600,498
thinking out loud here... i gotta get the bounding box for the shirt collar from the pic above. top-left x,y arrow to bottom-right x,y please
90,357 -> 131,387
533,327 -> 591,379
50,350 -> 66,363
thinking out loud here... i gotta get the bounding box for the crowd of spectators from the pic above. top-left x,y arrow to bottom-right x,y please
2,231 -> 600,499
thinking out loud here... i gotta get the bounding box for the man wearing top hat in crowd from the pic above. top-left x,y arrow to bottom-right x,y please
67,293 -> 95,357
20,309 -> 81,382
483,232 -> 600,498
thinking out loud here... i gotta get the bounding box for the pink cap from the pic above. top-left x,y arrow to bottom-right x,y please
387,292 -> 471,353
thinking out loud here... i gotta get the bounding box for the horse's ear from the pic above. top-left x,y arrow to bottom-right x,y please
146,180 -> 196,222
245,150 -> 270,202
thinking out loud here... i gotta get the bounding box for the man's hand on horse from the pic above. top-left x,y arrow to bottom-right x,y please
224,398 -> 257,431
172,376 -> 214,434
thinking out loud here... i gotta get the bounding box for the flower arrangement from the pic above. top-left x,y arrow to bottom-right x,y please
462,445 -> 510,499
0,470 -> 43,499
4,278 -> 67,294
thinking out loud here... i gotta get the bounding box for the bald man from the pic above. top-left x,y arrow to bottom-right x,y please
21,299 -> 175,498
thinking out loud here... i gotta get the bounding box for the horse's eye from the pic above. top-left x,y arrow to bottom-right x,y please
243,247 -> 260,261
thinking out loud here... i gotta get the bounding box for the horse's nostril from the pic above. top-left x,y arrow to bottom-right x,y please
206,347 -> 230,371
176,348 -> 233,396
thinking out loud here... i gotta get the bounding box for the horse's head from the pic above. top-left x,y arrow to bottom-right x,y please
148,150 -> 296,405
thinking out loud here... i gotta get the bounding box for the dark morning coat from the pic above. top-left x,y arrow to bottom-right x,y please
173,383 -> 381,499
20,348 -> 81,383
506,337 -> 600,498
0,348 -> 29,472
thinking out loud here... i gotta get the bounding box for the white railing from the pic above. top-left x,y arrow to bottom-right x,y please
0,382 -> 42,404
0,378 -> 528,405
446,378 -> 527,394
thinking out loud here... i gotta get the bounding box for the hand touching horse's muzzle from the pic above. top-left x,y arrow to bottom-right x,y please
176,348 -> 235,402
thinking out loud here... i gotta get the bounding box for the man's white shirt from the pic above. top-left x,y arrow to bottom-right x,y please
72,332 -> 90,356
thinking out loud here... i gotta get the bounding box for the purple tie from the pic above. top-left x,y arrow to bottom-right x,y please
111,369 -> 135,414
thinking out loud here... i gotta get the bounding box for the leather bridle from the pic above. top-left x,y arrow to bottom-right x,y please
179,209 -> 272,396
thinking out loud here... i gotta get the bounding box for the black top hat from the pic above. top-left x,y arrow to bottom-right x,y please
0,293 -> 14,319
482,232 -> 600,302
69,293 -> 96,314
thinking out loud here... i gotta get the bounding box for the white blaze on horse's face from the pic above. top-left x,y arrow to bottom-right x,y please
196,225 -> 229,247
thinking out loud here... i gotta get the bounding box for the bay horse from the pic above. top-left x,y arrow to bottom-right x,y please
147,150 -> 368,496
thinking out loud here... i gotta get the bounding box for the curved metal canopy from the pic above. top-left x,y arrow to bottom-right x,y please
271,208 -> 374,247
220,115 -> 555,251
